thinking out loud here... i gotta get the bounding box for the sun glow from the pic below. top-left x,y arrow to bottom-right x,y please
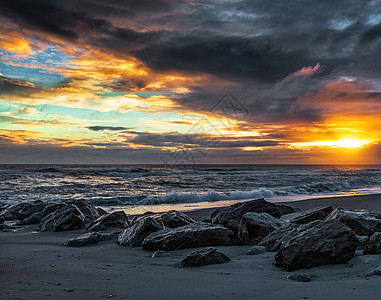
291,139 -> 370,149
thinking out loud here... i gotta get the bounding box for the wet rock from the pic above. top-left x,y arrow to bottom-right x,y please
142,222 -> 233,251
97,207 -> 108,216
131,210 -> 195,229
0,201 -> 47,223
237,212 -> 285,245
42,203 -> 66,216
326,208 -> 381,237
211,198 -> 294,237
64,232 -> 115,247
39,204 -> 86,231
357,235 -> 369,251
274,220 -> 359,271
87,211 -> 129,232
281,206 -> 333,224
23,212 -> 43,225
246,245 -> 266,255
180,247 -> 230,267
118,217 -> 163,247
287,274 -> 315,282
364,232 -> 381,254
66,200 -> 100,223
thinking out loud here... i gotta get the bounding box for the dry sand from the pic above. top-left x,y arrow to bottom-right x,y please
1,194 -> 381,300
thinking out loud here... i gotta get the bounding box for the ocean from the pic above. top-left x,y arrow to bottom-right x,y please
1,164 -> 380,214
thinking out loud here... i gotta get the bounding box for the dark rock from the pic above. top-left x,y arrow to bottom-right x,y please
259,222 -> 318,251
66,200 -> 100,223
15,200 -> 48,221
23,212 -> 43,225
326,208 -> 381,237
237,212 -> 284,245
211,198 -> 294,236
357,235 -> 369,251
246,245 -> 266,255
180,247 -> 230,267
367,267 -> 381,276
64,232 -> 115,247
142,222 -> 233,251
151,250 -> 173,258
281,206 -> 333,224
364,232 -> 381,254
131,210 -> 195,229
287,274 -> 315,282
43,203 -> 66,216
278,205 -> 297,216
118,217 -> 163,247
39,204 -> 86,231
87,211 -> 129,232
274,220 -> 359,271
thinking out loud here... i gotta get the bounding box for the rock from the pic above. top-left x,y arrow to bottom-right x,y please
211,198 -> 294,236
287,274 -> 315,282
23,212 -> 43,225
180,247 -> 230,267
151,250 -> 173,258
367,267 -> 381,276
64,232 -> 115,247
326,208 -> 381,237
87,211 -> 129,232
142,222 -> 233,251
118,217 -> 163,247
15,200 -> 48,221
357,235 -> 369,251
42,203 -> 66,216
281,206 -> 333,224
274,220 -> 359,271
66,200 -> 100,223
237,212 -> 284,245
246,245 -> 266,255
39,204 -> 86,231
278,205 -> 297,216
97,207 -> 108,216
131,210 -> 195,229
364,232 -> 381,254
259,222 -> 317,251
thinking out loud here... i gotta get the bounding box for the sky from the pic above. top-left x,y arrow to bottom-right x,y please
0,0 -> 381,164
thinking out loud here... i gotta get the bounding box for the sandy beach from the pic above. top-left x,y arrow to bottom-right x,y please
1,194 -> 381,300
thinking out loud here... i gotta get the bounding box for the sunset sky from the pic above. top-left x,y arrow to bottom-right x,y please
0,0 -> 381,164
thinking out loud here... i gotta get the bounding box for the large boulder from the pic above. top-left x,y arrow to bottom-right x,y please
87,211 -> 129,232
66,200 -> 100,223
64,232 -> 115,247
281,206 -> 333,224
364,232 -> 381,254
23,212 -> 43,225
237,212 -> 285,245
142,223 -> 234,251
42,203 -> 66,216
131,210 -> 195,229
211,198 -> 294,236
39,204 -> 86,231
326,208 -> 381,237
118,217 -> 163,247
180,247 -> 230,267
274,220 -> 359,271
0,201 -> 48,223
258,222 -> 316,251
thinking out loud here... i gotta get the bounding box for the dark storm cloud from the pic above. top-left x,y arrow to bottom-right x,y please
87,126 -> 129,131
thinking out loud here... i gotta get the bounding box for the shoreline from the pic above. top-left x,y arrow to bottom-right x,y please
1,193 -> 381,299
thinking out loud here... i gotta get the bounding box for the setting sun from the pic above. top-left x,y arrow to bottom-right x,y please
291,139 -> 370,149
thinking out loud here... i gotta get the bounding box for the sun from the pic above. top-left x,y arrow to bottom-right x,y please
291,139 -> 370,149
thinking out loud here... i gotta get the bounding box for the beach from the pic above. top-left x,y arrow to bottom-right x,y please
1,193 -> 381,300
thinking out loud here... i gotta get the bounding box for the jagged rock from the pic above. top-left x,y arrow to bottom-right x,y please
364,232 -> 381,254
259,222 -> 318,251
274,220 -> 359,271
23,212 -> 43,225
142,223 -> 233,251
211,198 -> 294,236
357,235 -> 369,251
66,200 -> 100,223
118,217 -> 163,247
131,210 -> 195,229
326,208 -> 381,237
0,201 -> 47,223
287,274 -> 315,282
42,203 -> 66,216
39,204 -> 86,232
64,232 -> 115,247
278,205 -> 297,216
87,211 -> 129,232
180,247 -> 230,267
97,207 -> 108,216
237,212 -> 285,244
246,245 -> 266,255
281,206 -> 333,224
